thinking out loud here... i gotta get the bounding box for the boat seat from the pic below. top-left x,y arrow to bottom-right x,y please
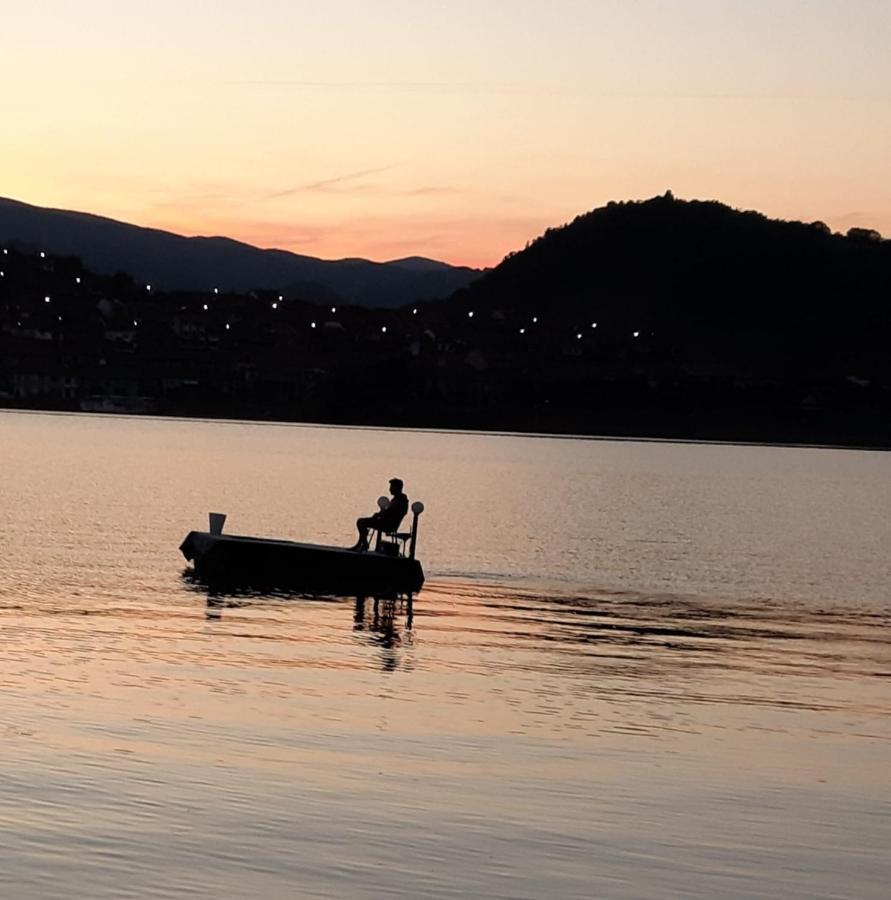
375,529 -> 412,557
372,500 -> 424,560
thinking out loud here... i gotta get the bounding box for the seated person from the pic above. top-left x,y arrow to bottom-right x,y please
352,478 -> 409,551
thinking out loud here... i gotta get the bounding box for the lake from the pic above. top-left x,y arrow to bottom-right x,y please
0,410 -> 889,899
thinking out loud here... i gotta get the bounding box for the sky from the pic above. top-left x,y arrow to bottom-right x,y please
2,0 -> 890,267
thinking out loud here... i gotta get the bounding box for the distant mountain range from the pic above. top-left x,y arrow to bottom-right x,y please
0,197 -> 482,307
3,192 -> 891,444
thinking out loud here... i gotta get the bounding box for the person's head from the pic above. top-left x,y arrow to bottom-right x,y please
389,477 -> 404,496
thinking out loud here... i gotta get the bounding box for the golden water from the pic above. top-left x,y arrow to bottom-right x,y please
1,411 -> 889,898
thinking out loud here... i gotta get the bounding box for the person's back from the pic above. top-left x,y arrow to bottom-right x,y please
380,490 -> 408,532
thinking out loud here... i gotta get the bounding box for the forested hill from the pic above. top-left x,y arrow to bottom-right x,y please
453,193 -> 891,374
3,194 -> 890,445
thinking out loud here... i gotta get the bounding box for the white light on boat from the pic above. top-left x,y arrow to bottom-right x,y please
225,323 -> 230,330
311,322 -> 317,329
633,331 -> 640,338
146,284 -> 151,291
278,295 -> 283,301
133,320 -> 138,326
532,317 -> 538,324
57,315 -> 62,321
576,333 -> 583,340
468,311 -> 474,318
519,328 -> 526,334
44,296 -> 51,303
40,251 -> 46,259
213,288 -> 219,295
0,271 -> 3,277
272,302 -> 278,310
203,303 -> 209,311
75,277 -> 81,284
381,326 -> 387,334
2,249 -> 7,254
331,307 -> 336,314
412,308 -> 418,315
591,322 -> 597,328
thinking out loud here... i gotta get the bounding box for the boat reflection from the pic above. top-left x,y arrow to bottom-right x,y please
354,595 -> 414,634
200,588 -> 415,673
195,569 -> 416,667
352,595 -> 415,672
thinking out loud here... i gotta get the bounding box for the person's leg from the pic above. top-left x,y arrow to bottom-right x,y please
354,516 -> 376,550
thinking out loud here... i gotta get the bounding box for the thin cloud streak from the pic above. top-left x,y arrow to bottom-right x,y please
233,80 -> 513,91
229,80 -> 891,102
261,165 -> 399,201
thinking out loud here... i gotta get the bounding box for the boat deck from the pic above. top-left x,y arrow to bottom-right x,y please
180,530 -> 424,595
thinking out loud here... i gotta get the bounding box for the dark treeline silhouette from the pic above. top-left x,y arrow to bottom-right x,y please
456,192 -> 891,370
2,193 -> 890,446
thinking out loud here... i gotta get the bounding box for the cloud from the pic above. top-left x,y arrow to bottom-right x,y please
261,165 -> 399,201
399,186 -> 462,197
234,80 -> 510,94
831,211 -> 871,225
826,209 -> 890,237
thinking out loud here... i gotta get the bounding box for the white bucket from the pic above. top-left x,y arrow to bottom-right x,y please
208,512 -> 226,535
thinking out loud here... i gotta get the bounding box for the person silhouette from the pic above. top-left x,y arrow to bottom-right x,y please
352,478 -> 409,551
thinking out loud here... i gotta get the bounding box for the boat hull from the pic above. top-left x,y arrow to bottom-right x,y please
180,531 -> 425,595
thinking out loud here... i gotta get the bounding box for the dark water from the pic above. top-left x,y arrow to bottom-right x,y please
1,411 -> 889,899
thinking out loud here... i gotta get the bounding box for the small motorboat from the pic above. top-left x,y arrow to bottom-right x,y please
180,502 -> 426,595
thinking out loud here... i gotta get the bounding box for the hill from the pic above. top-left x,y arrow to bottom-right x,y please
0,196 -> 482,308
2,193 -> 890,445
450,192 -> 891,374
416,194 -> 891,443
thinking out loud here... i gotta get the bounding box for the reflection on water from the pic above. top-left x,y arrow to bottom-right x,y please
203,584 -> 416,674
352,596 -> 415,673
0,576 -> 887,899
0,411 -> 889,899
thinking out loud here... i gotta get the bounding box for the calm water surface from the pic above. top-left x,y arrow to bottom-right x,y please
0,411 -> 889,899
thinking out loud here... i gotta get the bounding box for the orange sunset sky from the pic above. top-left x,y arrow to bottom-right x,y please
2,0 -> 890,268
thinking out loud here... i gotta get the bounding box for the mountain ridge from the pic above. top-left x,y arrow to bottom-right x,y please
0,196 -> 482,307
2,192 -> 890,445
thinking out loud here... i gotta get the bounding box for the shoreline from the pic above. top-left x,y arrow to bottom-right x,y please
2,404 -> 889,453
